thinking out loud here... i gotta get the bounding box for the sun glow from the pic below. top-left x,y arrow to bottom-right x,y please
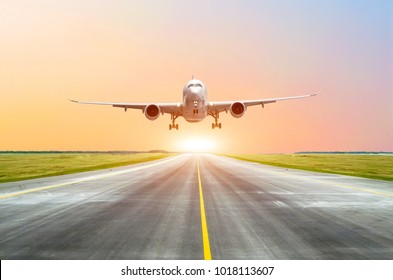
179,137 -> 217,153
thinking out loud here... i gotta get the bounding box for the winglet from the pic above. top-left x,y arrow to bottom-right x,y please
68,98 -> 79,103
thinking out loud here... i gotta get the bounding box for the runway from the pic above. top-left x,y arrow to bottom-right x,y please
1,153 -> 393,259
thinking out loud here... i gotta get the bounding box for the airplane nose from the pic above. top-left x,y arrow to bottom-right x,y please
190,87 -> 201,94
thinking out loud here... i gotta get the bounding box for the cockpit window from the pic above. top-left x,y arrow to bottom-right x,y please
188,83 -> 203,88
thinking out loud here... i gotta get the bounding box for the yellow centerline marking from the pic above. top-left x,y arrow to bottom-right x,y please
197,159 -> 212,260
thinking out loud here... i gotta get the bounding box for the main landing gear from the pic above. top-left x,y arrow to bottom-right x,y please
212,122 -> 222,129
209,112 -> 222,129
169,113 -> 179,130
169,124 -> 179,130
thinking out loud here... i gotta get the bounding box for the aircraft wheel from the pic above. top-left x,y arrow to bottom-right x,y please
218,123 -> 222,129
176,124 -> 179,130
169,124 -> 172,130
212,123 -> 215,129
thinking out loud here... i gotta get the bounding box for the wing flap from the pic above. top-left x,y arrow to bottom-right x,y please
207,93 -> 316,113
69,99 -> 182,115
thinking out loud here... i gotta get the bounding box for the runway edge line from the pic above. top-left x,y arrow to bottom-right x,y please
0,156 -> 180,200
197,159 -> 212,260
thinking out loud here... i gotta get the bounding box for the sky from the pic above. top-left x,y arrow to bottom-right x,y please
0,0 -> 392,153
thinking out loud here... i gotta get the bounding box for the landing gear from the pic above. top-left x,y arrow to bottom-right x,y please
169,124 -> 179,130
211,122 -> 221,129
193,100 -> 199,115
209,112 -> 222,129
169,113 -> 180,130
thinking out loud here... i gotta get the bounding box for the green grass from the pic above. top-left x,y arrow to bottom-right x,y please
0,153 -> 173,183
224,154 -> 393,181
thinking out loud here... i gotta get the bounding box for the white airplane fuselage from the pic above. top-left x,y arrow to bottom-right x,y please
182,79 -> 208,122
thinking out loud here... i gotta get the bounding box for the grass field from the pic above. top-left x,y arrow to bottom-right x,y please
225,154 -> 393,181
0,153 -> 173,183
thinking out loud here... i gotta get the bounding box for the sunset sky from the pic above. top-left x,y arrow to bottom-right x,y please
1,0 -> 392,153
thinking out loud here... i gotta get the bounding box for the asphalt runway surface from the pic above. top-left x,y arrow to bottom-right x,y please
1,154 -> 393,260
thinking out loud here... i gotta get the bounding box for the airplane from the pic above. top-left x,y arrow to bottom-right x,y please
70,78 -> 316,130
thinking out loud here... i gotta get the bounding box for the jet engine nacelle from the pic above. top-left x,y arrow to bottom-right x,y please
144,104 -> 160,120
230,102 -> 246,118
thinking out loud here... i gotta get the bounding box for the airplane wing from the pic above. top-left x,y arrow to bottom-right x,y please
207,93 -> 317,113
69,99 -> 182,115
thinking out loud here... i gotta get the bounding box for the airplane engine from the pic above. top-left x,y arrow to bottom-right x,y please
144,104 -> 160,120
230,102 -> 246,118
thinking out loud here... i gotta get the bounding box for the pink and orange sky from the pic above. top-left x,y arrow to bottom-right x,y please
0,0 -> 392,153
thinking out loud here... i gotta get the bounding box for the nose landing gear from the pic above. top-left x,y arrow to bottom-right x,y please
193,100 -> 199,115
